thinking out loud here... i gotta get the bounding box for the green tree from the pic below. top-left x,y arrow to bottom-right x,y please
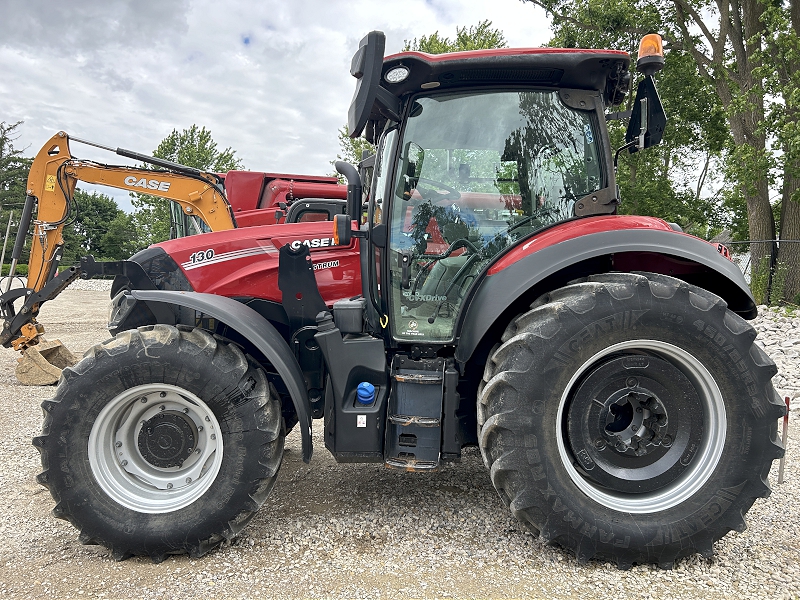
131,125 -> 243,246
330,125 -> 375,181
402,20 -> 507,53
0,121 -> 33,264
759,0 -> 800,303
523,1 -> 731,237
62,190 -> 137,263
523,0 -> 800,301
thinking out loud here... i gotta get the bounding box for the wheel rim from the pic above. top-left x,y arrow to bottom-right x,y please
88,383 -> 224,514
556,340 -> 726,514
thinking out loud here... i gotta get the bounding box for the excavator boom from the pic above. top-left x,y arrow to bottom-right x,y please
23,131 -> 235,292
1,132 -> 238,383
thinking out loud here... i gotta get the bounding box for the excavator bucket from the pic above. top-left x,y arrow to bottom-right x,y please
16,339 -> 78,386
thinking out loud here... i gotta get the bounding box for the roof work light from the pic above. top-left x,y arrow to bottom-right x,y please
636,34 -> 665,77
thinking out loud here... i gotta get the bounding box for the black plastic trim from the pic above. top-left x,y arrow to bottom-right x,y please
111,246 -> 192,298
454,229 -> 756,364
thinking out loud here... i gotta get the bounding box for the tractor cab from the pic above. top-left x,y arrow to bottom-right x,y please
342,31 -> 664,344
381,89 -> 605,342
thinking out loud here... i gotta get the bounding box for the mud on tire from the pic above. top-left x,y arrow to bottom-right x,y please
478,272 -> 785,568
33,324 -> 284,562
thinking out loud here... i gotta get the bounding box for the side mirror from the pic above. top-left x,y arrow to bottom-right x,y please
625,75 -> 667,152
333,213 -> 352,246
348,31 -> 401,139
397,141 -> 424,200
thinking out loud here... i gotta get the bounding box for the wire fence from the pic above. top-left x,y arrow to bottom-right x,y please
722,239 -> 800,285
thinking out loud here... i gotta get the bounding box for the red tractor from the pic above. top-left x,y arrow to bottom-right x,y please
31,31 -> 784,568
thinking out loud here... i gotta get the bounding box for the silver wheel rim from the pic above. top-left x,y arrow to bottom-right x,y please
556,340 -> 726,514
88,383 -> 224,514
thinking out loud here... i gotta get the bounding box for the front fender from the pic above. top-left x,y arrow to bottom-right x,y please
129,289 -> 313,463
455,228 -> 754,365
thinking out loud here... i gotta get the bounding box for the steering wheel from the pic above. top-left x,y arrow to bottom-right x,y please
417,177 -> 461,201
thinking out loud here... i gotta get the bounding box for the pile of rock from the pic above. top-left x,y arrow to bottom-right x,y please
752,305 -> 800,403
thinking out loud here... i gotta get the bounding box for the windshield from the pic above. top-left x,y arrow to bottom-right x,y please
169,201 -> 211,239
387,90 -> 602,343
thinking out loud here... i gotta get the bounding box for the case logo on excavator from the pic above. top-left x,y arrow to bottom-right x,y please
123,176 -> 171,192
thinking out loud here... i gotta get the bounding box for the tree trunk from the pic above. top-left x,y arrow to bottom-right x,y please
778,176 -> 800,302
777,0 -> 800,303
715,0 -> 775,274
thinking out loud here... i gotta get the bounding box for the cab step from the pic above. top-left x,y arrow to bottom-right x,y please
384,356 -> 444,471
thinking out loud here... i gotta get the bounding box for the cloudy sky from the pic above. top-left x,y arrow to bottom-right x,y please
1,0 -> 552,211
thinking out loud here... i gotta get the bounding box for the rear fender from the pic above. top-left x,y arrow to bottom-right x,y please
129,289 -> 313,463
455,228 -> 755,365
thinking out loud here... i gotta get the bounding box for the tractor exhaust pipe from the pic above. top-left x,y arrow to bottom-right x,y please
335,161 -> 363,219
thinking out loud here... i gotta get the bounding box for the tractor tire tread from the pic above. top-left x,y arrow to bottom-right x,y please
478,272 -> 781,568
33,324 -> 284,562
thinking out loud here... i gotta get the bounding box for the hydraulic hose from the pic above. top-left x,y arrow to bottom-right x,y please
5,194 -> 35,293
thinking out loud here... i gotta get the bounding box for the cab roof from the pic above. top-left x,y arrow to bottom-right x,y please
381,47 -> 630,98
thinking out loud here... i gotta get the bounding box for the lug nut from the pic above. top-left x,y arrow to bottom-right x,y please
594,438 -> 606,450
205,416 -> 211,422
626,377 -> 638,388
160,392 -> 167,398
183,408 -> 189,414
198,426 -> 203,432
121,460 -> 128,466
195,449 -> 201,454
140,397 -> 147,403
159,405 -> 165,411
167,483 -> 173,489
662,435 -> 673,447
115,441 -> 122,448
210,434 -> 216,440
186,477 -> 192,484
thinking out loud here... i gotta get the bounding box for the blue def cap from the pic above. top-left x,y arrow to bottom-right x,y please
356,382 -> 375,405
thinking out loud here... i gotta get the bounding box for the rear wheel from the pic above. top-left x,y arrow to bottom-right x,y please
478,272 -> 785,568
33,325 -> 284,562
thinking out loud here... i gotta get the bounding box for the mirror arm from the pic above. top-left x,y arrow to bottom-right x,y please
614,141 -> 637,169
638,96 -> 649,150
374,87 -> 401,122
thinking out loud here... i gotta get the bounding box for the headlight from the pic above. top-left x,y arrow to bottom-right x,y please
384,66 -> 410,84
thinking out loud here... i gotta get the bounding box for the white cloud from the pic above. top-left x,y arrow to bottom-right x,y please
1,0 -> 553,211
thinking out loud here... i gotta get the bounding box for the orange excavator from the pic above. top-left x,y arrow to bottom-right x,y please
2,131 -> 347,384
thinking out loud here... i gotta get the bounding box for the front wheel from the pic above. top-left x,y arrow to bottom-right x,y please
33,325 -> 284,562
478,272 -> 785,568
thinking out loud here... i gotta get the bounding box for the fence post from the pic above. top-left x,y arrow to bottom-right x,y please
778,396 -> 789,484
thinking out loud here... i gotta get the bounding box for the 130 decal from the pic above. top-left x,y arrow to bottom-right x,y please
188,249 -> 215,263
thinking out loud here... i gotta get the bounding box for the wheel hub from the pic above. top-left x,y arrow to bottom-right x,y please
137,411 -> 197,468
602,387 -> 668,456
566,354 -> 704,494
89,384 -> 223,513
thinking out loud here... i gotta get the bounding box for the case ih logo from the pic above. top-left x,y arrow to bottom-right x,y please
124,176 -> 171,192
289,238 -> 337,250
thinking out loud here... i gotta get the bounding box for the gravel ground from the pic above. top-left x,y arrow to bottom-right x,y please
0,289 -> 796,599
